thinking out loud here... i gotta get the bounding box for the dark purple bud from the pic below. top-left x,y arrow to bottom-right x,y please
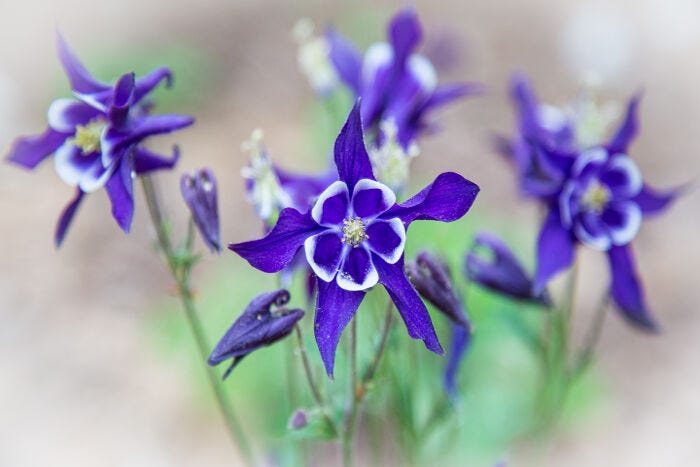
181,168 -> 220,253
288,409 -> 308,430
407,251 -> 470,329
465,232 -> 550,306
208,289 -> 304,379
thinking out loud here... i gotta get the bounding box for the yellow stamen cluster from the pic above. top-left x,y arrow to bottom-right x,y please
582,181 -> 611,213
342,217 -> 369,247
71,118 -> 106,155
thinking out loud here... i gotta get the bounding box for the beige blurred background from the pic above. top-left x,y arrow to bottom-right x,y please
1,0 -> 698,465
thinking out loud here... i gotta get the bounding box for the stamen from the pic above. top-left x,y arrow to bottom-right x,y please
71,118 -> 106,155
342,216 -> 369,247
582,181 -> 611,213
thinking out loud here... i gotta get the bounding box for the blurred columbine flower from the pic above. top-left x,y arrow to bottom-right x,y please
230,102 -> 479,376
180,168 -> 220,253
531,95 -> 682,330
5,34 -> 193,245
293,18 -> 339,96
326,8 -> 481,148
368,119 -> 419,194
208,289 -> 304,379
406,251 -> 471,399
465,232 -> 550,305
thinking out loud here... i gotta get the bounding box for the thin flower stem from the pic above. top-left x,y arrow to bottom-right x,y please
570,290 -> 609,378
140,176 -> 255,466
343,318 -> 359,467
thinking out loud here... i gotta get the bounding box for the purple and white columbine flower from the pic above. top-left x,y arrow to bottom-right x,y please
533,95 -> 682,330
230,102 -> 479,376
326,8 -> 481,148
5,34 -> 193,245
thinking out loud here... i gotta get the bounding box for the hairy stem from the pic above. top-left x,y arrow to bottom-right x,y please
141,176 -> 254,465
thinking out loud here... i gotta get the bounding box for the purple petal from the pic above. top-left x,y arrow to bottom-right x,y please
574,211 -> 612,251
607,245 -> 657,331
315,279 -> 365,377
388,8 -> 422,64
334,101 -> 374,191
383,172 -> 479,227
54,188 -> 85,247
366,218 -> 406,264
229,208 -> 323,273
534,208 -> 575,293
105,152 -> 135,233
600,154 -> 642,198
510,73 -> 541,136
133,67 -> 172,104
133,146 -> 180,174
304,231 -> 344,282
422,82 -> 484,112
336,246 -> 378,291
53,142 -> 114,192
360,43 -> 395,125
607,94 -> 641,154
6,128 -> 67,169
385,55 -> 437,139
325,28 -> 362,94
444,324 -> 471,401
56,32 -> 110,95
375,256 -> 443,355
275,165 -> 338,213
181,168 -> 221,253
108,72 -> 135,127
47,98 -> 101,133
632,183 -> 683,216
351,178 -> 396,219
311,180 -> 349,227
602,201 -> 641,246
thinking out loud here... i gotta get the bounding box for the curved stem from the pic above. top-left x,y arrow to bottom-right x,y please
571,290 -> 609,378
141,176 -> 255,465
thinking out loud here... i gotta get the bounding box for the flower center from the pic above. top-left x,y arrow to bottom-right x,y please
72,118 -> 106,155
582,181 -> 611,213
342,216 -> 369,247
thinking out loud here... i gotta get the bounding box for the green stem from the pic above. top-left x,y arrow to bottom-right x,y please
570,290 -> 609,378
140,176 -> 255,465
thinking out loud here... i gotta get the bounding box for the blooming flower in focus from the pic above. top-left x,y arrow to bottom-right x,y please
230,102 -> 479,376
293,18 -> 339,96
181,168 -> 220,253
208,289 -> 304,379
465,232 -> 550,305
326,8 -> 481,148
5,34 -> 194,245
406,251 -> 471,399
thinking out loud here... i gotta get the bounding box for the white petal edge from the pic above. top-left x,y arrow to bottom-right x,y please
606,153 -> 643,197
574,218 -> 611,251
54,142 -> 113,193
608,202 -> 642,246
336,245 -> 379,291
558,181 -> 577,228
351,178 -> 396,219
311,180 -> 349,226
572,147 -> 608,177
362,42 -> 394,86
47,98 -> 82,133
366,218 -> 406,264
304,233 -> 344,283
407,54 -> 437,95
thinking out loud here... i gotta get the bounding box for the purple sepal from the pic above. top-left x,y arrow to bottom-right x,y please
334,100 -> 375,191
375,256 -> 443,355
466,232 -> 550,305
325,27 -> 362,94
314,279 -> 366,377
6,128 -> 67,169
229,208 -> 323,273
133,67 -> 172,104
104,151 -> 135,233
134,146 -> 180,174
534,208 -> 575,293
56,32 -> 110,95
181,168 -> 221,253
389,8 -> 422,64
108,72 -> 135,128
385,172 -> 479,227
54,188 -> 85,247
422,82 -> 484,112
406,251 -> 470,328
633,183 -> 684,217
444,323 -> 471,401
607,94 -> 641,155
208,289 -> 305,379
607,245 -> 658,331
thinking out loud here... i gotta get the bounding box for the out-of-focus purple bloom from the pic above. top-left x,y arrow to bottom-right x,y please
530,94 -> 682,330
288,409 -> 309,430
326,8 -> 481,148
208,289 -> 304,379
180,168 -> 220,253
230,101 -> 479,376
465,232 -> 549,305
293,18 -> 340,96
5,34 -> 193,245
406,251 -> 472,400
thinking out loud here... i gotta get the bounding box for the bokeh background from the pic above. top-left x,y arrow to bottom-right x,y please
1,0 -> 698,466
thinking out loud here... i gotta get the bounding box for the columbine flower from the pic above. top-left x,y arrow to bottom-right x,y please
465,232 -> 549,305
293,18 -> 339,96
406,251 -> 471,400
208,289 -> 304,379
230,102 -> 479,376
5,34 -> 194,245
533,95 -> 681,330
180,168 -> 220,253
368,119 -> 419,194
326,8 -> 481,148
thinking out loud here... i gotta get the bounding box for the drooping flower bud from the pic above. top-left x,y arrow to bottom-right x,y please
180,168 -> 220,253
